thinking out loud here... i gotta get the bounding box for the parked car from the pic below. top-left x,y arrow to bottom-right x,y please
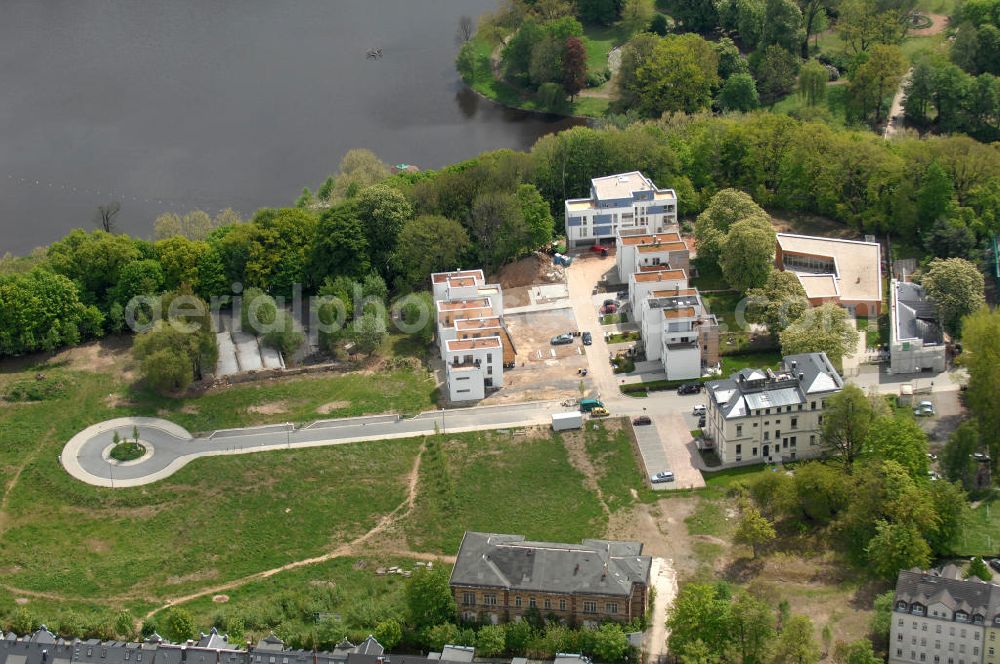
914,400 -> 935,416
928,470 -> 941,481
600,303 -> 617,314
926,453 -> 938,461
590,407 -> 610,417
677,382 -> 702,395
582,331 -> 593,345
973,452 -> 992,463
692,405 -> 706,416
603,299 -> 616,307
551,333 -> 574,345
616,290 -> 628,300
633,416 -> 652,426
698,416 -> 706,428
590,244 -> 609,257
651,471 -> 675,483
989,559 -> 1000,573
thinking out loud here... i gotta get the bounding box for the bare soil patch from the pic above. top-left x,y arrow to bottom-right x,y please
606,497 -> 704,577
212,594 -> 229,603
492,252 -> 565,290
104,394 -> 137,409
911,13 -> 948,36
316,400 -> 351,415
247,401 -> 288,415
165,569 -> 220,586
768,210 -> 858,239
14,597 -> 28,605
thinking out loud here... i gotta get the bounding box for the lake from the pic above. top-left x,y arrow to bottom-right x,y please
0,0 -> 581,255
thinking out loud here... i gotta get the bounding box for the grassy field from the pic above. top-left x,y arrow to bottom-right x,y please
403,421 -> 654,553
582,24 -> 619,73
956,495 -> 1000,556
772,84 -> 850,126
460,35 -> 611,118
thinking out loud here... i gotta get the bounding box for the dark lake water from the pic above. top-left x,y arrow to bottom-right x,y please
0,1 -> 582,255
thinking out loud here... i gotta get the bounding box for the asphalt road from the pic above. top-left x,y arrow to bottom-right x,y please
62,401 -> 569,487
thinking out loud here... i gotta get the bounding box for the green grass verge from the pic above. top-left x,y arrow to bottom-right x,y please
126,368 -> 436,433
583,422 -> 660,508
772,84 -> 850,127
720,351 -> 783,376
956,494 -> 1000,556
690,257 -> 731,291
582,24 -> 619,73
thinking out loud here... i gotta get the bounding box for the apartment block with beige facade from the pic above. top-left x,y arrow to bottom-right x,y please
701,352 -> 843,467
449,532 -> 651,628
891,566 -> 998,664
775,233 -> 883,317
432,270 -> 514,402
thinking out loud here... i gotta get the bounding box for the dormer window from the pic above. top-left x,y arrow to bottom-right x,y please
913,604 -> 926,616
956,612 -> 969,623
897,601 -> 909,612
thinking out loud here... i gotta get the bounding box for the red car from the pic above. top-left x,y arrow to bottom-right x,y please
590,245 -> 609,257
600,303 -> 617,314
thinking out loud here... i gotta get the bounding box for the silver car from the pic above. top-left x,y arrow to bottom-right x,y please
651,471 -> 675,483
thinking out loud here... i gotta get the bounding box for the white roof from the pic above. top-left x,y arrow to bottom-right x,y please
777,233 -> 881,303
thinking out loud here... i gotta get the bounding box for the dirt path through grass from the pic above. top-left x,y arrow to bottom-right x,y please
142,442 -> 429,619
0,427 -> 52,540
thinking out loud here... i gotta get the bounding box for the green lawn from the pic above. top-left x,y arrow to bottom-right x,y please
690,257 -> 731,291
405,429 -> 607,553
124,369 -> 436,433
583,423 -> 660,508
956,495 -> 1000,556
178,556 -> 414,644
582,24 -> 620,73
720,350 -> 783,376
460,34 -> 610,118
772,84 -> 850,127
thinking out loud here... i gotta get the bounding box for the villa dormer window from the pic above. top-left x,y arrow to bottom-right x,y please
974,615 -> 984,625
913,604 -> 926,616
897,601 -> 909,612
956,612 -> 969,623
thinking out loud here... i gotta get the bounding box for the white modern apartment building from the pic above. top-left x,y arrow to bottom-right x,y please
564,172 -> 678,248
890,279 -> 946,374
615,230 -> 690,283
637,288 -> 719,380
890,566 -> 995,664
628,265 -> 688,314
701,353 -> 843,467
432,270 -> 512,402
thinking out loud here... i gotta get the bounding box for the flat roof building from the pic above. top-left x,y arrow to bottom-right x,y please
775,233 -> 882,316
564,173 -> 678,249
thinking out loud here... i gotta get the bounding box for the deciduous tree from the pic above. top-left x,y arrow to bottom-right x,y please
717,73 -> 761,111
746,269 -> 809,335
922,257 -> 985,337
634,33 -> 720,115
819,384 -> 875,470
563,36 -> 588,99
719,216 -> 776,291
780,303 -> 860,370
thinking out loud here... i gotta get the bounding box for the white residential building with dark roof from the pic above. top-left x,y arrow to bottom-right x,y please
890,566 -> 995,664
564,172 -> 678,248
701,352 -> 844,467
890,279 -> 946,374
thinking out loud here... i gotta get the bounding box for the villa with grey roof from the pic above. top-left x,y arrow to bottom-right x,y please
890,279 -> 946,374
564,173 -> 677,248
890,565 -> 1000,664
449,532 -> 651,627
701,352 -> 844,467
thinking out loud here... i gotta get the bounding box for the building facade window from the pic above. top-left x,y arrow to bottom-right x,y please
463,592 -> 476,606
606,603 -> 619,614
584,601 -> 597,614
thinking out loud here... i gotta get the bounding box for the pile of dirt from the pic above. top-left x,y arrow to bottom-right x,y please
493,253 -> 565,289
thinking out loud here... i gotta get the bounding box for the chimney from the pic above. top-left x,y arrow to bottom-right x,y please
798,372 -> 804,382
790,360 -> 797,370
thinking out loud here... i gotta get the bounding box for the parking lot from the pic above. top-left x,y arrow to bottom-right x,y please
482,308 -> 594,404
